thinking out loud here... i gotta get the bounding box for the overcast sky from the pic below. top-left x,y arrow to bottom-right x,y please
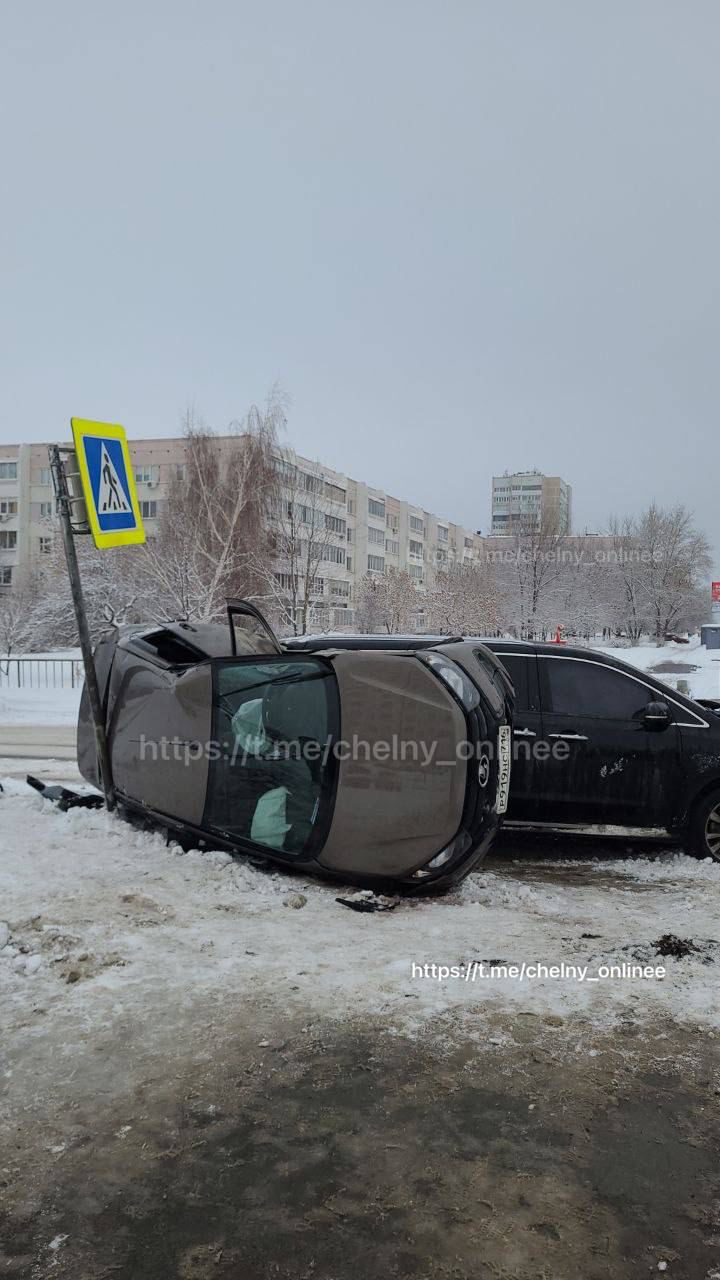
1,1 -> 717,555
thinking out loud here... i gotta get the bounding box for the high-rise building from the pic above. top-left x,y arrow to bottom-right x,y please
490,471 -> 572,535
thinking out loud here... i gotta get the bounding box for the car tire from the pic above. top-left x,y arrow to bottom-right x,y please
687,788 -> 720,861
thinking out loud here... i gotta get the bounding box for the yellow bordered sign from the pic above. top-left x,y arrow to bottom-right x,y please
70,419 -> 146,549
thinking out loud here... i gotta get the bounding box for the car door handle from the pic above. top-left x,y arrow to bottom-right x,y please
548,733 -> 589,741
514,727 -> 536,737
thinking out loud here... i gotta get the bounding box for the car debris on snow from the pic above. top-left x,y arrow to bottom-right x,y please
336,890 -> 400,913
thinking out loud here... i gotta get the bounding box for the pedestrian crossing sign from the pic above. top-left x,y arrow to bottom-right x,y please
70,419 -> 146,548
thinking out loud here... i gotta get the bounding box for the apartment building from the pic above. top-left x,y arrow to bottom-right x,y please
491,470 -> 572,535
0,437 -> 486,629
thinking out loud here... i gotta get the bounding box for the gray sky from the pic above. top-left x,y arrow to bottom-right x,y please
1,1 -> 718,555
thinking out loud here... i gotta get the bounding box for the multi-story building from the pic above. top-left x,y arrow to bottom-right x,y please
491,470 -> 572,535
0,436 -> 488,630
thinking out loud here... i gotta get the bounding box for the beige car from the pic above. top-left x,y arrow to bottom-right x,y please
78,602 -> 513,891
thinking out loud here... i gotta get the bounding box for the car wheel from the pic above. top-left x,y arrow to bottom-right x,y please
687,788 -> 720,861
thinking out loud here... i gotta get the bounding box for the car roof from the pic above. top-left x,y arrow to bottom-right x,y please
284,633 -> 462,652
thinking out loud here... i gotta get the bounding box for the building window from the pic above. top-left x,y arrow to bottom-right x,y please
409,515 -> 424,533
331,581 -> 351,599
367,554 -> 385,572
464,537 -> 473,548
325,482 -> 346,504
347,499 -> 355,515
170,464 -> 186,481
0,531 -> 17,549
325,514 -> 346,535
39,502 -> 53,519
409,539 -> 423,557
346,556 -> 352,572
436,549 -> 448,564
0,499 -> 18,516
323,545 -> 346,564
39,536 -> 52,554
385,538 -> 399,554
134,465 -> 160,486
409,564 -> 423,580
0,462 -> 18,481
311,577 -> 325,596
368,526 -> 385,545
140,500 -> 158,519
0,566 -> 12,586
346,527 -> 353,542
38,468 -> 51,486
368,498 -> 385,519
302,471 -> 323,494
437,525 -> 449,541
274,572 -> 295,592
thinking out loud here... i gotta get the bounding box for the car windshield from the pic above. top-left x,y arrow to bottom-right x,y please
204,658 -> 338,857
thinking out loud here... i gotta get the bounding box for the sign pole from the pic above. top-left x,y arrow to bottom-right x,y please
49,444 -> 116,811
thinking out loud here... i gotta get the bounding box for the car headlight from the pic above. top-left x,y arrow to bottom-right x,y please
410,831 -> 473,879
420,653 -> 481,711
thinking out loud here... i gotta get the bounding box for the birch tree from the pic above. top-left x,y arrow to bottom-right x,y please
140,399 -> 281,622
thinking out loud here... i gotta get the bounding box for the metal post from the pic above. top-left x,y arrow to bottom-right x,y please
49,444 -> 115,810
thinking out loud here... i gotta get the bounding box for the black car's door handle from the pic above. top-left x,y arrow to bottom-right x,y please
548,733 -> 589,741
514,727 -> 536,737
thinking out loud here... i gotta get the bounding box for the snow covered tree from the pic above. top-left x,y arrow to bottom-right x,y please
357,568 -> 419,634
491,515 -> 564,638
427,562 -> 501,636
140,397 -> 281,623
607,505 -> 711,643
0,583 -> 37,670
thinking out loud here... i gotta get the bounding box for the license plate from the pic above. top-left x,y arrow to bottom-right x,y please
496,725 -> 512,814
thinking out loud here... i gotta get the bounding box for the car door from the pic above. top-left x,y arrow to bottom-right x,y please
491,647 -> 543,821
536,653 -> 683,827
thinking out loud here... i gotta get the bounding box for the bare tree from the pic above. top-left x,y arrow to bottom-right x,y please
607,515 -> 647,643
357,568 -> 419,634
492,515 -> 564,638
607,504 -> 711,643
255,451 -> 348,635
140,397 -> 282,623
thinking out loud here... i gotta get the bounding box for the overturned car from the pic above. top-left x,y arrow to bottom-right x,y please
78,602 -> 513,890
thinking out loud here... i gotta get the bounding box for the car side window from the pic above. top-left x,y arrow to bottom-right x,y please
495,654 -> 537,713
543,658 -> 651,720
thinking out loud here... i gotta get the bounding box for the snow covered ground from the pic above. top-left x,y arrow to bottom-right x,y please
3,780 -> 720,1277
596,637 -> 720,701
2,778 -> 718,1039
0,684 -> 82,725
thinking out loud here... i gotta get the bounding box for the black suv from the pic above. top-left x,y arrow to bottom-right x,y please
287,634 -> 720,860
484,640 -> 720,858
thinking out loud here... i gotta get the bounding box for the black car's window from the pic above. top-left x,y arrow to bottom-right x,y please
204,658 -> 338,857
494,653 -> 539,713
542,657 -> 651,720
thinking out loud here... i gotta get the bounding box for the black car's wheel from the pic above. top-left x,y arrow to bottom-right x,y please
687,788 -> 720,861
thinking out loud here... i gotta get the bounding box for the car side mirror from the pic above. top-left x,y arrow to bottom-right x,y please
642,700 -> 672,731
